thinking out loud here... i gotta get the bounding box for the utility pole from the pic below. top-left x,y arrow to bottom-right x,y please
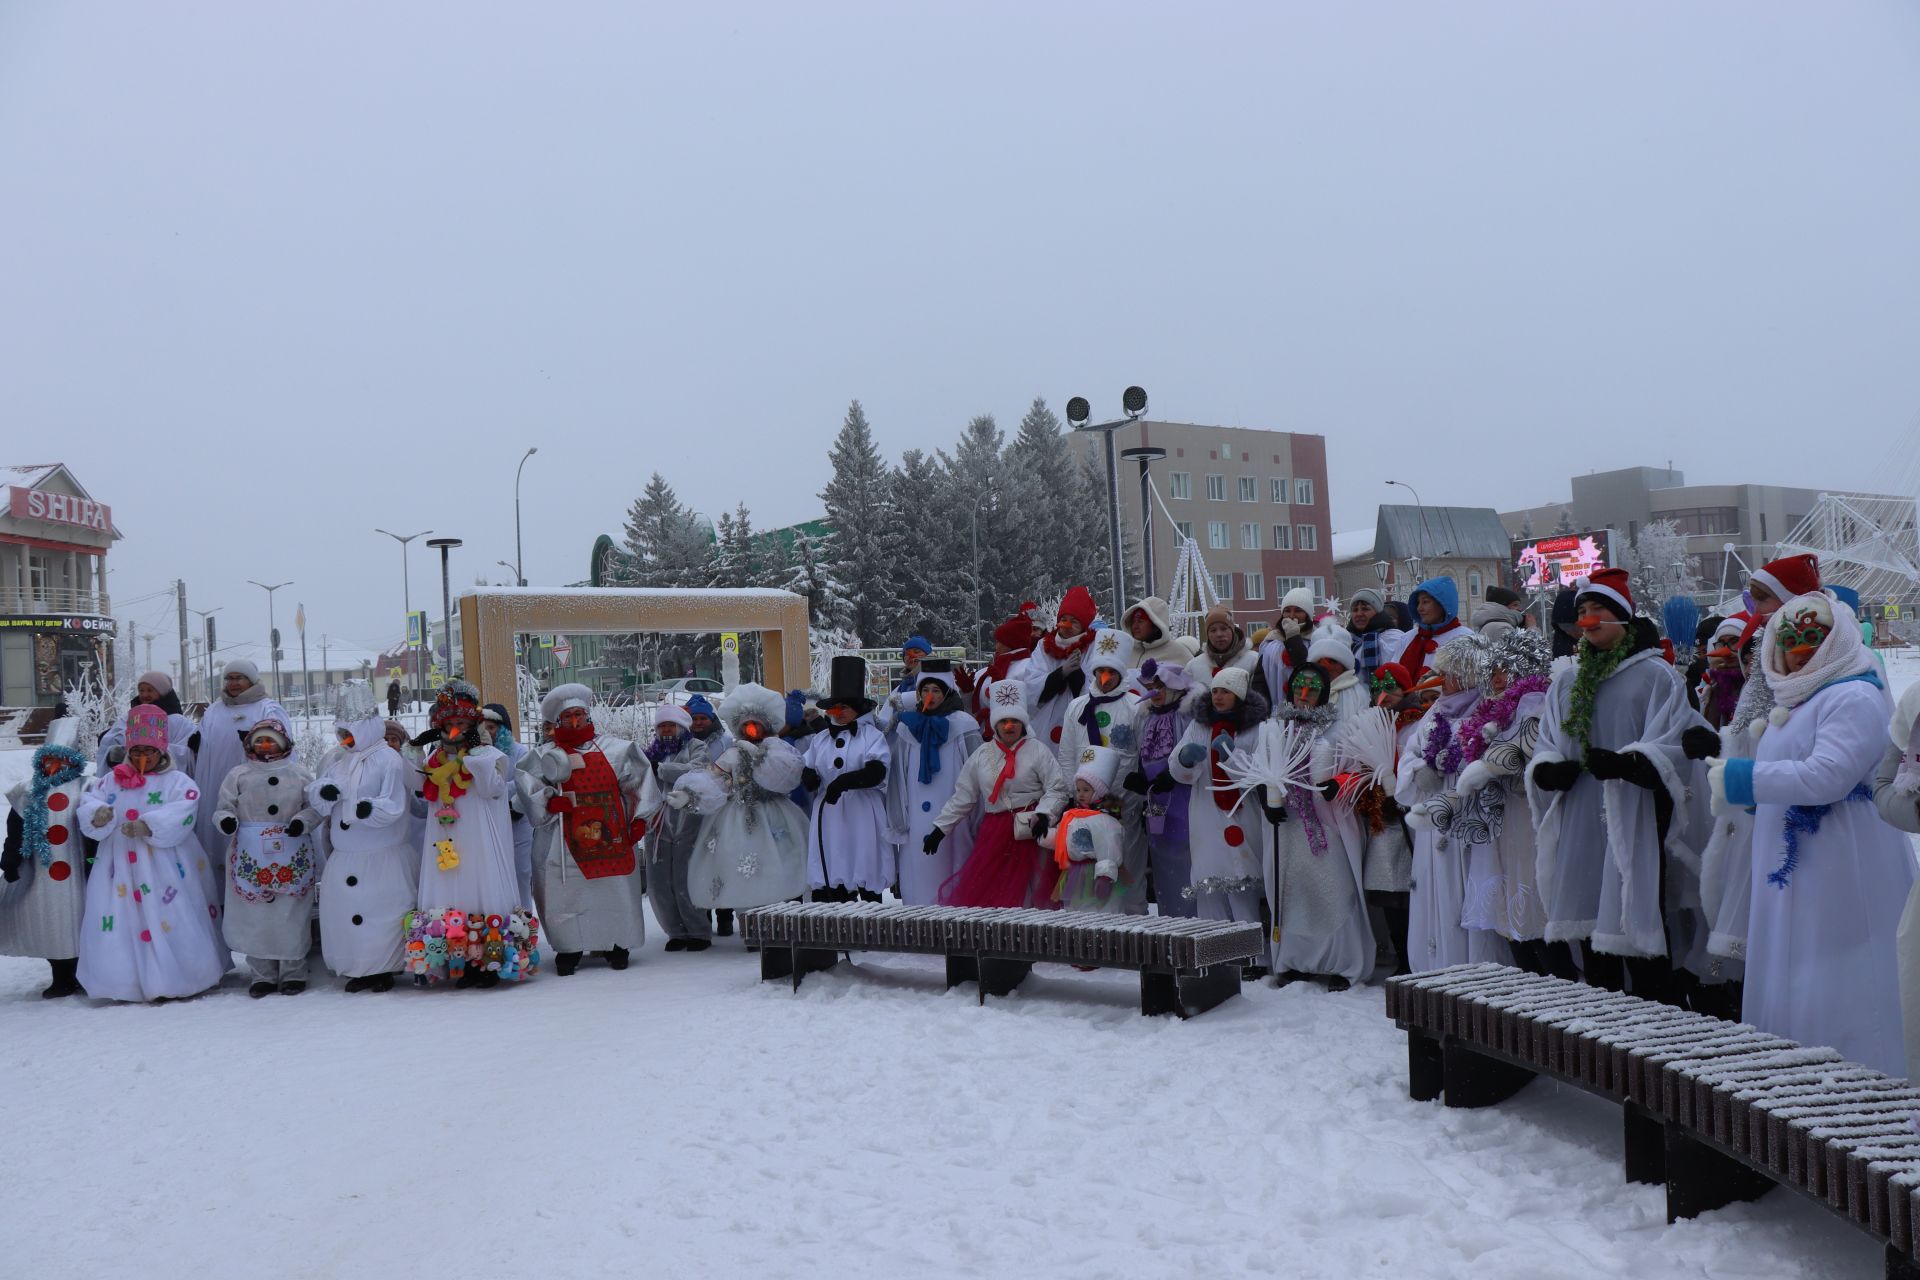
175,580 -> 190,697
297,601 -> 311,718
142,632 -> 155,674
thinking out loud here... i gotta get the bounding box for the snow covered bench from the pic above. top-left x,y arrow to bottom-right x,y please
1388,963 -> 1920,1279
739,903 -> 1262,1018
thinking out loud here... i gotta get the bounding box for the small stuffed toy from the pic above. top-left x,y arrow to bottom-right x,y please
483,917 -> 505,972
404,936 -> 427,979
444,911 -> 468,975
434,838 -> 459,871
423,930 -> 448,980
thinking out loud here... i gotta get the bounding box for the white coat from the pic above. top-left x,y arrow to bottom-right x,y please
802,717 -> 894,894
214,756 -> 320,961
884,707 -> 981,905
1166,703 -> 1272,920
192,692 -> 289,903
415,744 -> 520,920
306,723 -> 420,978
932,736 -> 1068,833
521,735 -> 650,953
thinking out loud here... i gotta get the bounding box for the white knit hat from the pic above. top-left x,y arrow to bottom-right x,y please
1280,587 -> 1315,616
1209,666 -> 1251,699
1072,745 -> 1121,800
654,703 -> 692,730
539,682 -> 594,724
1087,628 -> 1135,676
984,679 -> 1032,727
1306,628 -> 1356,671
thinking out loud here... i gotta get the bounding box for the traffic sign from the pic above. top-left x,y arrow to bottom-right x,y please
721,632 -> 739,656
553,638 -> 573,666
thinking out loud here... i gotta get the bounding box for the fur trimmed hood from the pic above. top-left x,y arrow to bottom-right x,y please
719,682 -> 787,738
1180,685 -> 1270,729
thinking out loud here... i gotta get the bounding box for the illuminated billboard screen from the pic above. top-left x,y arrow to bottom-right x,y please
1512,530 -> 1612,591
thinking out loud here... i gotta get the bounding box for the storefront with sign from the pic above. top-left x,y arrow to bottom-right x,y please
1,463 -> 120,709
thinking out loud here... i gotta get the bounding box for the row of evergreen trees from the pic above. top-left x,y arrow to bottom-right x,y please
608,398 -> 1131,667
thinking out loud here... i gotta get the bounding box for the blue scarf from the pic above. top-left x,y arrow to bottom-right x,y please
22,744 -> 87,870
899,710 -> 952,785
1077,690 -> 1128,750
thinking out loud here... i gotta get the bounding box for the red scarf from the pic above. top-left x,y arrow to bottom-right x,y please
973,648 -> 1032,721
1041,630 -> 1094,662
1399,619 -> 1463,681
1208,719 -> 1237,812
987,737 -> 1024,804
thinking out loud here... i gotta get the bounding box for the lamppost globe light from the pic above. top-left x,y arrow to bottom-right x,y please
1065,396 -> 1091,426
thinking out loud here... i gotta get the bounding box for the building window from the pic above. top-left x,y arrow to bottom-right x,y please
1660,506 -> 1741,537
1294,478 -> 1314,506
1206,474 -> 1226,501
1468,569 -> 1483,599
1243,573 -> 1264,601
1207,521 -> 1228,550
1212,573 -> 1234,599
1276,575 -> 1325,602
1237,476 -> 1257,502
1240,523 -> 1261,550
1169,472 -> 1191,500
1271,524 -> 1291,551
1271,477 -> 1290,504
1174,520 -> 1193,541
1296,524 -> 1318,551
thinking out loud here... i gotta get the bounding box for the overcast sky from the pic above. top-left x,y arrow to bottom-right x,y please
4,1 -> 1917,659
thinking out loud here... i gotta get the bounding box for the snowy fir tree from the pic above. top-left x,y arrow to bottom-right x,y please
818,400 -> 896,646
939,412 -> 1017,639
619,472 -> 713,590
1623,518 -> 1701,622
782,528 -> 859,666
882,448 -> 973,645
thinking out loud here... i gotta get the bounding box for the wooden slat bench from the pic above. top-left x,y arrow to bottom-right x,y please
739,903 -> 1263,1018
1387,962 -> 1920,1280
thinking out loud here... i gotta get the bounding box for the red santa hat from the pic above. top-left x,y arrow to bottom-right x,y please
1057,586 -> 1097,629
1574,567 -> 1635,620
1749,554 -> 1821,604
992,602 -> 1039,650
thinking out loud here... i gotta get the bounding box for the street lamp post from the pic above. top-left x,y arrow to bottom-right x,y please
1066,386 -> 1148,618
514,447 -> 538,586
1372,558 -> 1392,602
187,605 -> 221,703
376,528 -> 431,711
245,580 -> 292,701
426,538 -> 464,681
1386,480 -> 1446,584
1120,445 -> 1168,600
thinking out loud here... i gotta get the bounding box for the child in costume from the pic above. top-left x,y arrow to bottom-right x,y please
672,683 -> 811,910
309,682 -> 420,992
75,705 -> 228,1002
522,683 -> 650,976
1052,746 -> 1129,910
406,680 -> 539,988
214,717 -> 321,996
642,704 -> 713,950
1125,658 -> 1196,918
929,683 -> 1067,908
883,657 -> 982,906
1,719 -> 91,997
1057,629 -> 1147,913
801,656 -> 893,902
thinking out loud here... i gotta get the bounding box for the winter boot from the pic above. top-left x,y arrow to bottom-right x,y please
1378,893 -> 1412,978
454,968 -> 483,989
42,958 -> 82,999
554,951 -> 582,977
715,909 -> 734,937
664,938 -> 687,952
279,980 -> 305,996
1272,969 -> 1308,989
343,975 -> 372,993
1320,974 -> 1351,993
608,946 -> 630,971
476,971 -> 500,989
368,973 -> 396,993
681,938 -> 712,952
248,981 -> 276,999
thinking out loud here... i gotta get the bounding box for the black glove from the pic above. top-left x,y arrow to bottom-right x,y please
1064,668 -> 1086,697
1148,771 -> 1177,794
218,815 -> 238,835
2,812 -> 22,882
285,818 -> 306,838
1585,747 -> 1628,781
319,783 -> 341,803
1040,668 -> 1068,703
922,828 -> 945,856
1262,802 -> 1288,825
1681,726 -> 1722,760
1318,779 -> 1341,801
1533,758 -> 1583,793
1029,813 -> 1050,840
824,776 -> 847,805
1380,797 -> 1405,823
186,731 -> 201,754
1122,770 -> 1149,795
1613,750 -> 1660,791
801,767 -> 821,792
355,800 -> 374,820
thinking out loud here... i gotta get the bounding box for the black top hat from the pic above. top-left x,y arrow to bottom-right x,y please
817,654 -> 875,714
917,657 -> 954,677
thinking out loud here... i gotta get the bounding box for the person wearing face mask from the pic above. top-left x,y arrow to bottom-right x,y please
1058,630 -> 1147,913
672,683 -> 811,911
1021,586 -> 1100,748
1526,568 -> 1707,1003
309,683 -> 420,992
1127,659 -> 1198,918
928,683 -> 1067,909
75,705 -> 227,1002
192,659 -> 290,924
640,704 -> 712,950
1,719 -> 91,998
1700,592 -> 1911,1074
213,717 -> 321,996
800,656 -> 893,902
521,684 -> 650,976
96,670 -> 199,776
883,658 -> 982,906
1167,668 -> 1282,975
1719,555 -> 1823,744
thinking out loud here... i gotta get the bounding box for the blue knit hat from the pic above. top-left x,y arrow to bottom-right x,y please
901,635 -> 933,658
686,693 -> 716,719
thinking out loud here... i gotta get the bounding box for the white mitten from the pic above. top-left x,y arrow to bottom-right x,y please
664,788 -> 694,811
1403,805 -> 1434,832
90,807 -> 115,829
567,752 -> 588,773
1708,761 -> 1729,814
1457,760 -> 1495,797
1414,765 -> 1443,794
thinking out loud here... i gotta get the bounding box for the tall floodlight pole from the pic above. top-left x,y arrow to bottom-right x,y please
246,580 -> 292,700
1121,445 -> 1168,600
1066,386 -> 1148,618
426,538 -> 464,681
514,447 -> 538,586
376,528 -> 431,710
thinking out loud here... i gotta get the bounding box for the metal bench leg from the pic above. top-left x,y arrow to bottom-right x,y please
1887,1244 -> 1920,1280
1664,1122 -> 1774,1223
1442,1038 -> 1535,1109
945,953 -> 978,991
760,945 -> 793,984
1141,969 -> 1178,1018
767,945 -> 838,991
975,956 -> 1030,1002
1624,1103 -> 1665,1186
1142,965 -> 1240,1019
1408,1029 -> 1444,1103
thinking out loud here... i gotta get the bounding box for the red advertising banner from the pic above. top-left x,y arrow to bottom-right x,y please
8,486 -> 111,534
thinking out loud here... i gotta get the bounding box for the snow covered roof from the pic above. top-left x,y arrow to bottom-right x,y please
1375,505 -> 1513,560
1,464 -> 62,488
1331,528 -> 1377,564
461,585 -> 802,601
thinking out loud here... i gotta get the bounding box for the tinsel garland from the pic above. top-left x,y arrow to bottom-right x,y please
1297,788 -> 1331,858
1564,637 -> 1633,766
21,744 -> 87,870
1274,701 -> 1338,729
1182,873 -> 1262,900
1768,783 -> 1871,889
1703,667 -> 1744,723
1459,675 -> 1551,767
1353,783 -> 1389,835
1421,714 -> 1458,776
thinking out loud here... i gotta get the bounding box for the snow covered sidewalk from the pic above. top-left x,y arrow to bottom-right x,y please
0,939 -> 1879,1279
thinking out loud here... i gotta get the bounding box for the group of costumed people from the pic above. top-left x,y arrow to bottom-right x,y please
7,555 -> 1920,1086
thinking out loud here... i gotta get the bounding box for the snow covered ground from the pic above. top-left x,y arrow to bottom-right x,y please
1,649 -> 1913,1279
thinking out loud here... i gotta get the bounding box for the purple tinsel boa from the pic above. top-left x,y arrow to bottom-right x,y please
1458,675 -> 1551,768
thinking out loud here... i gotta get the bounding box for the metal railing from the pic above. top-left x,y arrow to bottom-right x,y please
0,586 -> 111,616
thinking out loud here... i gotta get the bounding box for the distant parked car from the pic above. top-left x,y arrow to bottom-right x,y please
636,677 -> 725,706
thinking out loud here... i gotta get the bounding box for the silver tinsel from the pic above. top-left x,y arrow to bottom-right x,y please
1487,628 -> 1551,679
1182,874 -> 1262,900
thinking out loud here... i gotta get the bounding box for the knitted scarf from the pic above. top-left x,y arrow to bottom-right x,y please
1400,618 -> 1463,680
1459,675 -> 1551,767
1040,630 -> 1094,663
22,745 -> 86,869
899,709 -> 953,785
1139,701 -> 1182,766
1565,637 -> 1632,765
1076,689 -> 1128,750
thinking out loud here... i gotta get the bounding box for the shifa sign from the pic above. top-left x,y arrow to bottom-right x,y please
9,486 -> 111,534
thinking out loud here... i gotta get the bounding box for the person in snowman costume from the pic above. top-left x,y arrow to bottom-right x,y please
1057,629 -> 1148,913
1051,745 -> 1130,911
214,716 -> 322,996
882,656 -> 981,906
1,718 -> 91,997
674,682 -> 812,910
928,682 -> 1067,909
800,655 -> 893,902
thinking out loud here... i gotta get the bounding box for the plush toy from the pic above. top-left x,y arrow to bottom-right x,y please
423,931 -> 448,979
483,928 -> 505,972
465,923 -> 485,968
444,910 -> 468,974
404,937 -> 426,979
498,947 -> 520,982
434,838 -> 459,870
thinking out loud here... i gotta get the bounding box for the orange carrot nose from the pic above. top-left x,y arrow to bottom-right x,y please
1576,616 -> 1611,631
